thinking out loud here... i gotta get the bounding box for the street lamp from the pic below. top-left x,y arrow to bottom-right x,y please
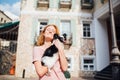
108,0 -> 120,80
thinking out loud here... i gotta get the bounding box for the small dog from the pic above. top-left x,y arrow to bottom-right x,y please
41,34 -> 64,73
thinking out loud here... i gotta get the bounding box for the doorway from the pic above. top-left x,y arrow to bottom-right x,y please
106,5 -> 120,61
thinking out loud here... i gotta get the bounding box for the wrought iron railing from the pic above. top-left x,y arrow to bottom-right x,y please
0,32 -> 18,53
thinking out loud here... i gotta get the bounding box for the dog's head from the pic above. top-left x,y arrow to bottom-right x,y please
53,34 -> 64,43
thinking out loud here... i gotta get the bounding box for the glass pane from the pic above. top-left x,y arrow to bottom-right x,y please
84,59 -> 93,64
40,22 -> 47,25
84,0 -> 90,3
90,65 -> 94,70
84,65 -> 88,70
87,32 -> 90,37
83,28 -> 86,31
83,32 -> 86,37
83,24 -> 90,26
87,28 -> 90,31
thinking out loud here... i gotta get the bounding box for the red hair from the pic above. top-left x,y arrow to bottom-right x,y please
36,24 -> 60,46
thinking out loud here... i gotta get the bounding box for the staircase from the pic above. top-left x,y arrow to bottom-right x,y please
94,65 -> 112,80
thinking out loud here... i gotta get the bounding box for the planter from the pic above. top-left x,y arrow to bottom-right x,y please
64,71 -> 71,79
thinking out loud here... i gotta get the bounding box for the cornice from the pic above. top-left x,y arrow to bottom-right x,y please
94,0 -> 120,19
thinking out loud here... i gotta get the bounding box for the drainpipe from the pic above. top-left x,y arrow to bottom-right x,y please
108,0 -> 120,80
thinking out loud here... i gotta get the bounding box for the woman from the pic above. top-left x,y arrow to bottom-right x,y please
33,24 -> 68,80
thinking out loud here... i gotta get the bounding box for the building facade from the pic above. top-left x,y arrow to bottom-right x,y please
16,0 -> 120,78
0,10 -> 12,25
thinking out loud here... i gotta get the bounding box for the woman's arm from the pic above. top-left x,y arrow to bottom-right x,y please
54,39 -> 68,71
33,61 -> 48,77
58,49 -> 68,71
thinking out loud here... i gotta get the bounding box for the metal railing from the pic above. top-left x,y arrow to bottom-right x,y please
0,32 -> 18,53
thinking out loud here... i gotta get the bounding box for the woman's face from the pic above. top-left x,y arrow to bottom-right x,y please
44,25 -> 56,40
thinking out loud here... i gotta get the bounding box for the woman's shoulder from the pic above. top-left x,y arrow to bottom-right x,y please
34,45 -> 44,51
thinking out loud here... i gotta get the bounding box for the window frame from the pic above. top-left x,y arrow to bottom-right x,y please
37,20 -> 48,36
1,18 -> 3,22
82,21 -> 94,38
60,20 -> 71,39
81,55 -> 96,71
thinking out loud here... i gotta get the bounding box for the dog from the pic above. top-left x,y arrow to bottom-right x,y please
41,34 -> 64,73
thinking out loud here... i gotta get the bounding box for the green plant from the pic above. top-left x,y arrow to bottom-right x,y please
64,70 -> 71,79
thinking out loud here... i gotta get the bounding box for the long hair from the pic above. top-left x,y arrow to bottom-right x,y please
36,24 -> 60,46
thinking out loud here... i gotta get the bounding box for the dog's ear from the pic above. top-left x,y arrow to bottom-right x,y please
51,34 -> 58,43
53,34 -> 59,39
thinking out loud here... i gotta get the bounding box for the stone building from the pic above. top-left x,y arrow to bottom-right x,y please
0,10 -> 12,25
16,0 -> 120,79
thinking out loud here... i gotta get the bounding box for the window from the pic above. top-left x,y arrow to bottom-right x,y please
81,0 -> 94,9
81,55 -> 96,71
37,21 -> 48,36
39,22 -> 47,33
37,0 -> 49,9
82,21 -> 94,38
60,21 -> 71,40
1,18 -> 3,22
83,0 -> 92,3
35,21 -> 48,44
4,20 -> 6,23
66,55 -> 74,71
83,23 -> 91,38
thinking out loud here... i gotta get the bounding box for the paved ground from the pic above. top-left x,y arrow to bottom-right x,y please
0,75 -> 95,80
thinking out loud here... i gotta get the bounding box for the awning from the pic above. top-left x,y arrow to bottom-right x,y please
0,21 -> 19,29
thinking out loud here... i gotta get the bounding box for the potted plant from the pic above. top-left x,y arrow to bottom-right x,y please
64,70 -> 71,80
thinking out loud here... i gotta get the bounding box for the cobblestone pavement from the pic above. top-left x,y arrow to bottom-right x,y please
0,75 -> 95,80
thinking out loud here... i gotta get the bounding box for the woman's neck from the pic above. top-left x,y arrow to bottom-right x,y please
44,41 -> 52,48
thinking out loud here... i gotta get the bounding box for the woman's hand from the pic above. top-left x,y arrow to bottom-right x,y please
53,39 -> 64,52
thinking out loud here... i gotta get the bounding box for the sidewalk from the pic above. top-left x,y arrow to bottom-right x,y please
0,75 -> 36,80
0,75 -> 95,80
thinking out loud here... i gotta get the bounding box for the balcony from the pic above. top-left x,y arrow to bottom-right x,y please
37,0 -> 49,9
81,0 -> 94,9
59,0 -> 72,9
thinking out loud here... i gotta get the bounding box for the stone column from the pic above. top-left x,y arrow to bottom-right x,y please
15,14 -> 37,77
16,0 -> 37,77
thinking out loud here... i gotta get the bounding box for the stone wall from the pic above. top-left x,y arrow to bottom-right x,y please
0,50 -> 15,75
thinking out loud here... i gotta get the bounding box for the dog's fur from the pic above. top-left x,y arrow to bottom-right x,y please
41,34 -> 64,73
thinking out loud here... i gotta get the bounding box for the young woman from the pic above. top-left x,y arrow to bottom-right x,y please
33,24 -> 68,80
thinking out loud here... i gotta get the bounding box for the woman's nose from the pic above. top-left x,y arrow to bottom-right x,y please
48,29 -> 53,33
